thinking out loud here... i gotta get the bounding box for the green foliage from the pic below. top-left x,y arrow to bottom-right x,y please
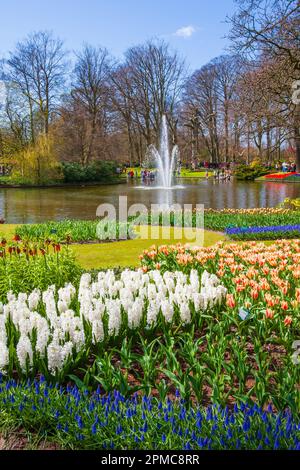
62,161 -> 119,183
228,229 -> 300,241
279,198 -> 300,210
12,134 -> 63,185
16,219 -> 136,242
234,164 -> 270,180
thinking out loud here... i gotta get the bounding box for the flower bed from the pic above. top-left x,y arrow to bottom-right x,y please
6,208 -> 300,243
265,172 -> 296,179
0,269 -> 226,381
1,238 -> 300,449
139,240 -> 300,408
226,224 -> 300,240
204,210 -> 300,234
140,240 -> 300,330
1,377 -> 299,450
0,239 -> 299,411
256,173 -> 300,182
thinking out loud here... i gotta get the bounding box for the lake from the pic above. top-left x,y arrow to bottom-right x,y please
1,178 -> 300,223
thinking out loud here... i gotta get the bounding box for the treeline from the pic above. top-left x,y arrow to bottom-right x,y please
0,0 -> 299,182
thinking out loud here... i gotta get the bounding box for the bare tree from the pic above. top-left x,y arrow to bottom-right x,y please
228,0 -> 300,168
213,55 -> 241,162
111,40 -> 186,164
235,57 -> 291,163
71,45 -> 113,165
6,31 -> 67,141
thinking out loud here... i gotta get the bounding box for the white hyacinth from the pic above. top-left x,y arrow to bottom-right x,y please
0,268 -> 226,376
28,289 -> 41,311
47,340 -> 64,374
0,341 -> 9,371
16,335 -> 33,371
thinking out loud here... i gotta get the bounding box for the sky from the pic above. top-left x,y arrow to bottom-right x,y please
0,0 -> 237,71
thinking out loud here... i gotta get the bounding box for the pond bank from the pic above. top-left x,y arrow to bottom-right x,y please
0,179 -> 125,189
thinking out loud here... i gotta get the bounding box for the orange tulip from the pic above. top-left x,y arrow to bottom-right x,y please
284,316 -> 292,326
251,289 -> 259,300
265,308 -> 274,319
226,294 -> 235,308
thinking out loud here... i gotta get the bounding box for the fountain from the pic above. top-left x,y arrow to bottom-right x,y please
144,115 -> 180,189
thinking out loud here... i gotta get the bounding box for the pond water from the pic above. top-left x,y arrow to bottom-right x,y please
1,178 -> 300,223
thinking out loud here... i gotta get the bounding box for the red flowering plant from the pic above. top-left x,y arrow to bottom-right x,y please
0,236 -> 81,302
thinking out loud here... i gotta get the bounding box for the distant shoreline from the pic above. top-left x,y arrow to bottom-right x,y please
0,179 -> 126,189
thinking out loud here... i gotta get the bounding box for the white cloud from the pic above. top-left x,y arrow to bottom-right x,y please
174,25 -> 196,38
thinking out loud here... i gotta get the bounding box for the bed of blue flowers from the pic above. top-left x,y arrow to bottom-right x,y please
226,224 -> 300,240
1,375 -> 299,450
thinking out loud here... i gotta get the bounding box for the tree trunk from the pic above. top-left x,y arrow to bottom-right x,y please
294,103 -> 300,172
266,118 -> 271,163
224,102 -> 229,163
247,122 -> 250,165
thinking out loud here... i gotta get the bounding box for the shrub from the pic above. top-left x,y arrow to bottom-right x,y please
279,198 -> 300,211
11,134 -> 63,185
62,161 -> 119,183
234,164 -> 270,180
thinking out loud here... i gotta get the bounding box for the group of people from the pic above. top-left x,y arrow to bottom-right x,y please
275,161 -> 297,173
123,159 -> 297,184
141,169 -> 157,182
212,168 -> 232,181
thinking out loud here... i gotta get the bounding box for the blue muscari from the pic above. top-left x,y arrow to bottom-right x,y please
226,224 -> 300,235
0,374 -> 300,450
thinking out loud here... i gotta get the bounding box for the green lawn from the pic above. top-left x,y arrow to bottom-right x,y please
72,227 -> 224,269
179,169 -> 213,178
124,167 -> 213,178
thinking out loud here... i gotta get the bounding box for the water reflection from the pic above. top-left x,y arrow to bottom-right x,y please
0,179 -> 299,223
